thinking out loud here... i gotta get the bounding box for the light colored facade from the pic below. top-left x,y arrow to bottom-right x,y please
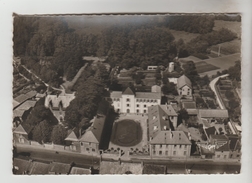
111,86 -> 161,114
148,105 -> 191,158
177,75 -> 192,96
149,131 -> 191,158
45,91 -> 75,110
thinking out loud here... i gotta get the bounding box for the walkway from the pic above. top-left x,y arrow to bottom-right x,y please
209,74 -> 229,109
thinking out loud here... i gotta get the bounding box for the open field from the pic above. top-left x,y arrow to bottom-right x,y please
213,20 -> 241,38
110,119 -> 142,147
210,39 -> 241,55
194,61 -> 220,74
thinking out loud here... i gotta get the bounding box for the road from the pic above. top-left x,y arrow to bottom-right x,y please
15,146 -> 240,174
16,145 -> 100,169
209,74 -> 229,109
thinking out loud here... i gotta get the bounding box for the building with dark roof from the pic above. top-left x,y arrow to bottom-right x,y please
226,135 -> 241,159
204,126 -> 217,141
148,105 -> 191,158
48,162 -> 72,174
181,101 -> 198,116
198,109 -> 229,118
214,143 -> 230,160
110,86 -> 161,114
13,124 -> 32,145
70,167 -> 91,174
65,102 -> 110,155
177,75 -> 192,96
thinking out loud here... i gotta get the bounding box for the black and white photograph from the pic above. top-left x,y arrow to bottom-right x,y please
11,13 -> 243,175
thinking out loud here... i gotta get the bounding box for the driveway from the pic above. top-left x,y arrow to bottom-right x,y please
209,74 -> 229,109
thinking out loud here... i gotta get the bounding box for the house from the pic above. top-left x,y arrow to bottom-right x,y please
181,101 -> 198,116
210,134 -> 229,147
177,75 -> 192,96
214,143 -> 230,160
65,102 -> 110,155
148,105 -> 178,130
13,124 -> 32,145
99,161 -> 143,174
197,143 -> 215,159
148,106 -> 191,158
44,90 -> 75,121
110,86 -> 161,114
226,135 -> 241,159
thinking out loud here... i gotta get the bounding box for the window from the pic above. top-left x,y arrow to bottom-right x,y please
89,142 -> 91,146
179,145 -> 182,148
143,99 -> 146,102
144,105 -> 147,108
144,110 -> 146,113
159,151 -> 162,155
81,142 -> 83,146
174,145 -> 177,148
140,99 -> 142,102
136,104 -> 139,107
184,151 -> 187,155
237,155 -> 240,158
127,104 -> 130,107
160,145 -> 162,148
151,100 -> 153,102
147,100 -> 149,102
136,109 -> 139,113
165,151 -> 168,155
171,116 -> 174,120
92,149 -> 95,152
224,155 -> 227,159
126,98 -> 130,102
136,99 -> 139,102
153,151 -> 156,155
173,151 -> 176,155
86,148 -> 89,151
154,100 -> 157,103
184,145 -> 187,149
166,145 -> 168,148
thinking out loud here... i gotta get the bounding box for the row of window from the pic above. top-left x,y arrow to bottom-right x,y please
136,99 -> 158,103
153,150 -> 187,156
153,144 -> 187,149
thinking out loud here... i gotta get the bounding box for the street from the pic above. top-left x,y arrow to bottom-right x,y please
15,146 -> 240,174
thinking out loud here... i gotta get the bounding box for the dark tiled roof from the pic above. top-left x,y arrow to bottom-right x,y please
13,158 -> 32,174
182,101 -> 196,109
13,124 -> 28,135
226,135 -> 241,151
135,92 -> 161,100
48,162 -> 71,174
123,87 -> 135,95
205,126 -> 216,138
29,161 -> 50,174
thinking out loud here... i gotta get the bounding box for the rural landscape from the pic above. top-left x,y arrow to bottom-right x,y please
12,14 -> 241,175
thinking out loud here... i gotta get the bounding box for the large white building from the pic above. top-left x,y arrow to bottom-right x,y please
110,85 -> 161,114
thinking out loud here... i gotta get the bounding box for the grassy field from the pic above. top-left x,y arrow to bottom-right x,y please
210,39 -> 241,55
194,61 -> 220,73
111,119 -> 142,147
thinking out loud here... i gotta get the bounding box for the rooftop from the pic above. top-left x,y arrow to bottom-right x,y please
143,164 -> 166,174
13,158 -> 32,175
99,161 -> 143,174
48,162 -> 71,174
199,109 -> 229,118
70,167 -> 91,174
150,131 -> 191,145
177,75 -> 192,89
215,143 -> 229,152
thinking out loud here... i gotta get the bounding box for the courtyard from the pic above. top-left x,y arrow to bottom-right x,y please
108,114 -> 149,154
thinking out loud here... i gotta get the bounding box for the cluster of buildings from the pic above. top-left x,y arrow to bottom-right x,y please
13,158 -> 91,175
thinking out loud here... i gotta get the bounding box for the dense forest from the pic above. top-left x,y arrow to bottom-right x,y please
13,15 -> 238,88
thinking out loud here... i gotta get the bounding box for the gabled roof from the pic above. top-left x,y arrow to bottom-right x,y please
79,115 -> 106,143
13,158 -> 32,175
177,75 -> 192,89
13,124 -> 28,135
122,87 -> 135,95
29,161 -> 50,174
110,91 -> 122,98
150,131 -> 191,145
199,109 -> 229,118
65,130 -> 79,141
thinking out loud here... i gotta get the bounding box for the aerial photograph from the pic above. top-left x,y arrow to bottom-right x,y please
12,14 -> 241,175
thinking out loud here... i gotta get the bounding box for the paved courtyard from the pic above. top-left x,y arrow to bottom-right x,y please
109,113 -> 148,153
